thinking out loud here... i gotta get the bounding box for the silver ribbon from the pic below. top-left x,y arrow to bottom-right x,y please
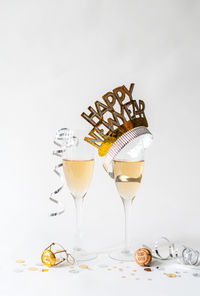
143,237 -> 174,261
49,128 -> 78,216
143,236 -> 200,266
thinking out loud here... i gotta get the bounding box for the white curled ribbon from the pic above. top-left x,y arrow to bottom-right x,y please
143,237 -> 174,261
49,128 -> 78,216
143,236 -> 200,266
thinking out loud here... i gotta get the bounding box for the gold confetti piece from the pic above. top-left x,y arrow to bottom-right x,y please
131,273 -> 135,276
79,264 -> 89,269
16,259 -> 25,263
121,276 -> 126,278
164,273 -> 177,278
118,268 -> 123,271
42,268 -> 49,272
28,267 -> 38,271
107,268 -> 112,271
132,269 -> 137,272
113,266 -> 117,269
148,278 -> 152,281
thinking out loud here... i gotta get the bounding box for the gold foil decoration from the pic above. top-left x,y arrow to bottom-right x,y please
28,267 -> 38,271
16,259 -> 25,263
41,243 -> 75,267
164,273 -> 177,278
79,264 -> 90,269
81,83 -> 148,156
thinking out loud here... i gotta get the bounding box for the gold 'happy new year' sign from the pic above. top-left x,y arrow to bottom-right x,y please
81,83 -> 148,156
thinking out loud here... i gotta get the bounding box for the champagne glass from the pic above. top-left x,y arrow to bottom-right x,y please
109,138 -> 145,261
62,130 -> 96,261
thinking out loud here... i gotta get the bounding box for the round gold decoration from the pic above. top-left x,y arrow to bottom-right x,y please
41,243 -> 75,267
41,250 -> 56,267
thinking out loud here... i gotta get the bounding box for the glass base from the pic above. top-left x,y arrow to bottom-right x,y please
72,248 -> 97,262
109,249 -> 135,262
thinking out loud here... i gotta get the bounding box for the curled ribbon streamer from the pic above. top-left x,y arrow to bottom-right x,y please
143,237 -> 200,266
174,246 -> 200,266
143,237 -> 173,261
49,128 -> 78,216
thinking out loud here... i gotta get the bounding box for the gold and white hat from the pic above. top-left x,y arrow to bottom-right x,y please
81,83 -> 153,173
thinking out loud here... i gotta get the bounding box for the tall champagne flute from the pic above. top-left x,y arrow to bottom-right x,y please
109,141 -> 145,261
62,130 -> 96,261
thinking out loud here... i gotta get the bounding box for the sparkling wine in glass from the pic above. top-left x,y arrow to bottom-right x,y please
110,142 -> 145,261
63,159 -> 94,199
62,131 -> 96,261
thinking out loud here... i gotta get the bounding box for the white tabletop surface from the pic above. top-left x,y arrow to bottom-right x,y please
3,252 -> 200,296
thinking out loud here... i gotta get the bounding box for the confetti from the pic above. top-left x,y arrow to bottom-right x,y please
79,264 -> 89,269
148,278 -> 152,281
132,269 -> 137,272
69,269 -> 79,274
13,268 -> 23,273
130,273 -> 135,276
16,259 -> 25,263
98,264 -> 108,268
28,267 -> 38,271
121,276 -> 126,278
36,262 -> 44,267
164,273 -> 177,278
107,268 -> 112,271
42,269 -> 49,272
118,268 -> 123,271
144,268 -> 151,272
113,266 -> 117,269
193,273 -> 200,278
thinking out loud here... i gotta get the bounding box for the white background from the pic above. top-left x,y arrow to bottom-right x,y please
1,0 -> 200,295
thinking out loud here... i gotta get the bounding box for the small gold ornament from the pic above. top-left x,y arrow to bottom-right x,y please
41,243 -> 75,267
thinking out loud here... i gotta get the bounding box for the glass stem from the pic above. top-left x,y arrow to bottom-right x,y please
122,198 -> 132,253
73,195 -> 83,252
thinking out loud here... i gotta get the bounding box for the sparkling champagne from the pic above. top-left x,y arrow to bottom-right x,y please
63,159 -> 94,198
113,160 -> 144,200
